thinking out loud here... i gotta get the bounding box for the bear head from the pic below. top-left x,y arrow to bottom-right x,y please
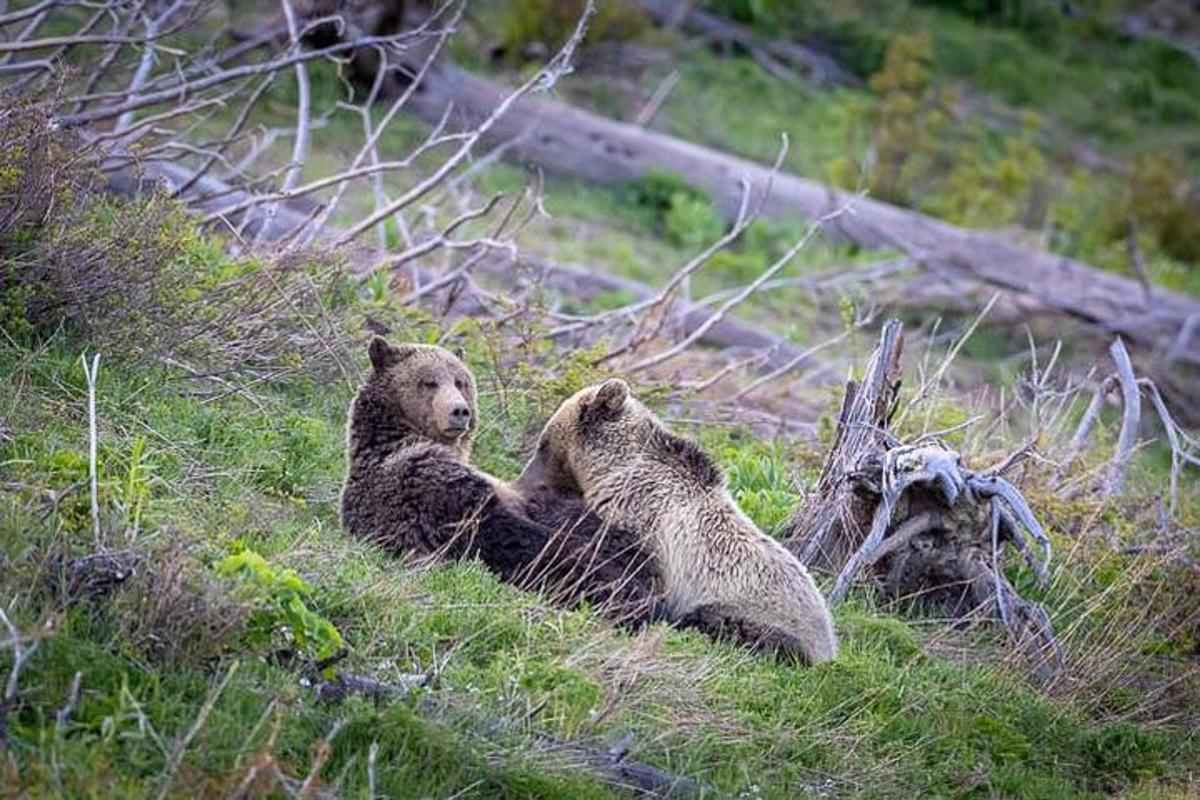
518,378 -> 652,497
518,377 -> 723,499
358,337 -> 478,452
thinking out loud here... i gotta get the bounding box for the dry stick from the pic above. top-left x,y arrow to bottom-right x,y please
203,153 -> 453,222
81,352 -> 102,549
54,671 -> 83,730
0,11 -> 196,53
8,3 -> 109,91
91,94 -> 228,145
581,134 -> 788,347
829,486 -> 894,604
257,0 -> 311,247
895,292 -> 999,430
626,196 -> 859,374
1137,378 -> 1200,516
691,256 -> 916,308
552,174 -> 754,343
68,0 -> 152,115
0,0 -> 54,28
155,660 -> 240,800
58,31 -> 422,128
633,68 -> 679,127
0,4 -> 49,66
731,330 -> 850,401
173,78 -> 276,196
1059,375 -> 1115,477
1104,337 -> 1141,497
116,0 -> 189,131
297,717 -> 345,800
334,0 -> 597,245
1,608 -> 40,742
367,740 -> 379,800
359,49 -> 395,253
0,59 -> 50,74
381,193 -> 506,271
305,0 -> 465,245
678,345 -> 776,392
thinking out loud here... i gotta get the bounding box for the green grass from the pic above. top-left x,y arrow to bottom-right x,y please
3,317 -> 1197,797
4,6 -> 1199,794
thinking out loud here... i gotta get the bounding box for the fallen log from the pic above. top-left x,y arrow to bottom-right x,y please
101,152 -> 839,383
390,55 -> 1200,403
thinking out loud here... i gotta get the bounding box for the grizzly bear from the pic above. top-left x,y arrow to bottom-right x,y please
517,378 -> 838,663
339,338 -> 658,622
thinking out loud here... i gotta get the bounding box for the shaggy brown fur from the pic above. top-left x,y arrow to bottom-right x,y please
519,378 -> 838,664
339,338 -> 659,622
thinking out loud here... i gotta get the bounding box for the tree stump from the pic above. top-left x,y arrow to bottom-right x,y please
781,320 -> 1064,678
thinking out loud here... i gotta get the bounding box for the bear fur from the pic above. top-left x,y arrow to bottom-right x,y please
517,378 -> 838,664
339,338 -> 658,622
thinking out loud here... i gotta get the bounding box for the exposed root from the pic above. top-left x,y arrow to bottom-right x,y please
784,320 -> 1064,677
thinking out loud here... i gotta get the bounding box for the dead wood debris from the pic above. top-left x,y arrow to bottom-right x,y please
782,320 -> 1066,678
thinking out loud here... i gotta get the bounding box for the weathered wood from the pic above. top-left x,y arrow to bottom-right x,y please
780,319 -> 904,572
391,56 -> 1200,386
780,321 -> 1064,677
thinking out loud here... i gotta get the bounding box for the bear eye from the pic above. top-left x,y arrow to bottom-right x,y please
419,379 -> 438,390
455,378 -> 465,391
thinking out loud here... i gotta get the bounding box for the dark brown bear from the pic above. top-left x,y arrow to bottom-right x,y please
339,337 -> 659,623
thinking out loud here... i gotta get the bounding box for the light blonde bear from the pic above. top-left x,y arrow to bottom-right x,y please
518,379 -> 837,664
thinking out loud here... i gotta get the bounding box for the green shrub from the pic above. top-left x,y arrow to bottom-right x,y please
215,549 -> 345,668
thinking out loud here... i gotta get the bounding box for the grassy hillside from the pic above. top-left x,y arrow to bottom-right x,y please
2,184 -> 1198,797
3,1 -> 1199,797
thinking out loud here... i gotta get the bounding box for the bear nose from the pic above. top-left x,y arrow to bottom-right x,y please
450,405 -> 471,424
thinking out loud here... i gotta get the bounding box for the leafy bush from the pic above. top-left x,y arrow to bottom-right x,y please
216,548 -> 345,667
0,96 -> 361,376
624,170 -> 726,252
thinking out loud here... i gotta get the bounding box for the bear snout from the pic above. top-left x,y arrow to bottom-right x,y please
433,386 -> 473,437
448,403 -> 472,429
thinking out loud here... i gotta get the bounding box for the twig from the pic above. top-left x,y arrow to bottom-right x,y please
1,607 -> 41,745
633,68 -> 679,126
116,0 -> 189,132
626,194 -> 858,373
260,0 -> 311,245
731,330 -> 849,401
334,0 -> 597,245
367,740 -> 379,800
1138,377 -> 1200,515
1058,375 -> 1115,478
54,671 -> 83,731
1104,337 -> 1141,497
305,1 -> 465,244
297,718 -> 345,800
81,352 -> 102,549
895,292 -> 999,430
155,660 -> 240,800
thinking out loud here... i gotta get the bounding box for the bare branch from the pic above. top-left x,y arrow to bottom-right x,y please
1104,337 -> 1141,497
334,0 -> 598,245
626,194 -> 858,374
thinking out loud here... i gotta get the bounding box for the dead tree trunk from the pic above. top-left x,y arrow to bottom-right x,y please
782,321 -> 1065,679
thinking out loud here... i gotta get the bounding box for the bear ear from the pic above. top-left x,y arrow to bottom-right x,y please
368,337 -> 417,370
593,378 -> 629,415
